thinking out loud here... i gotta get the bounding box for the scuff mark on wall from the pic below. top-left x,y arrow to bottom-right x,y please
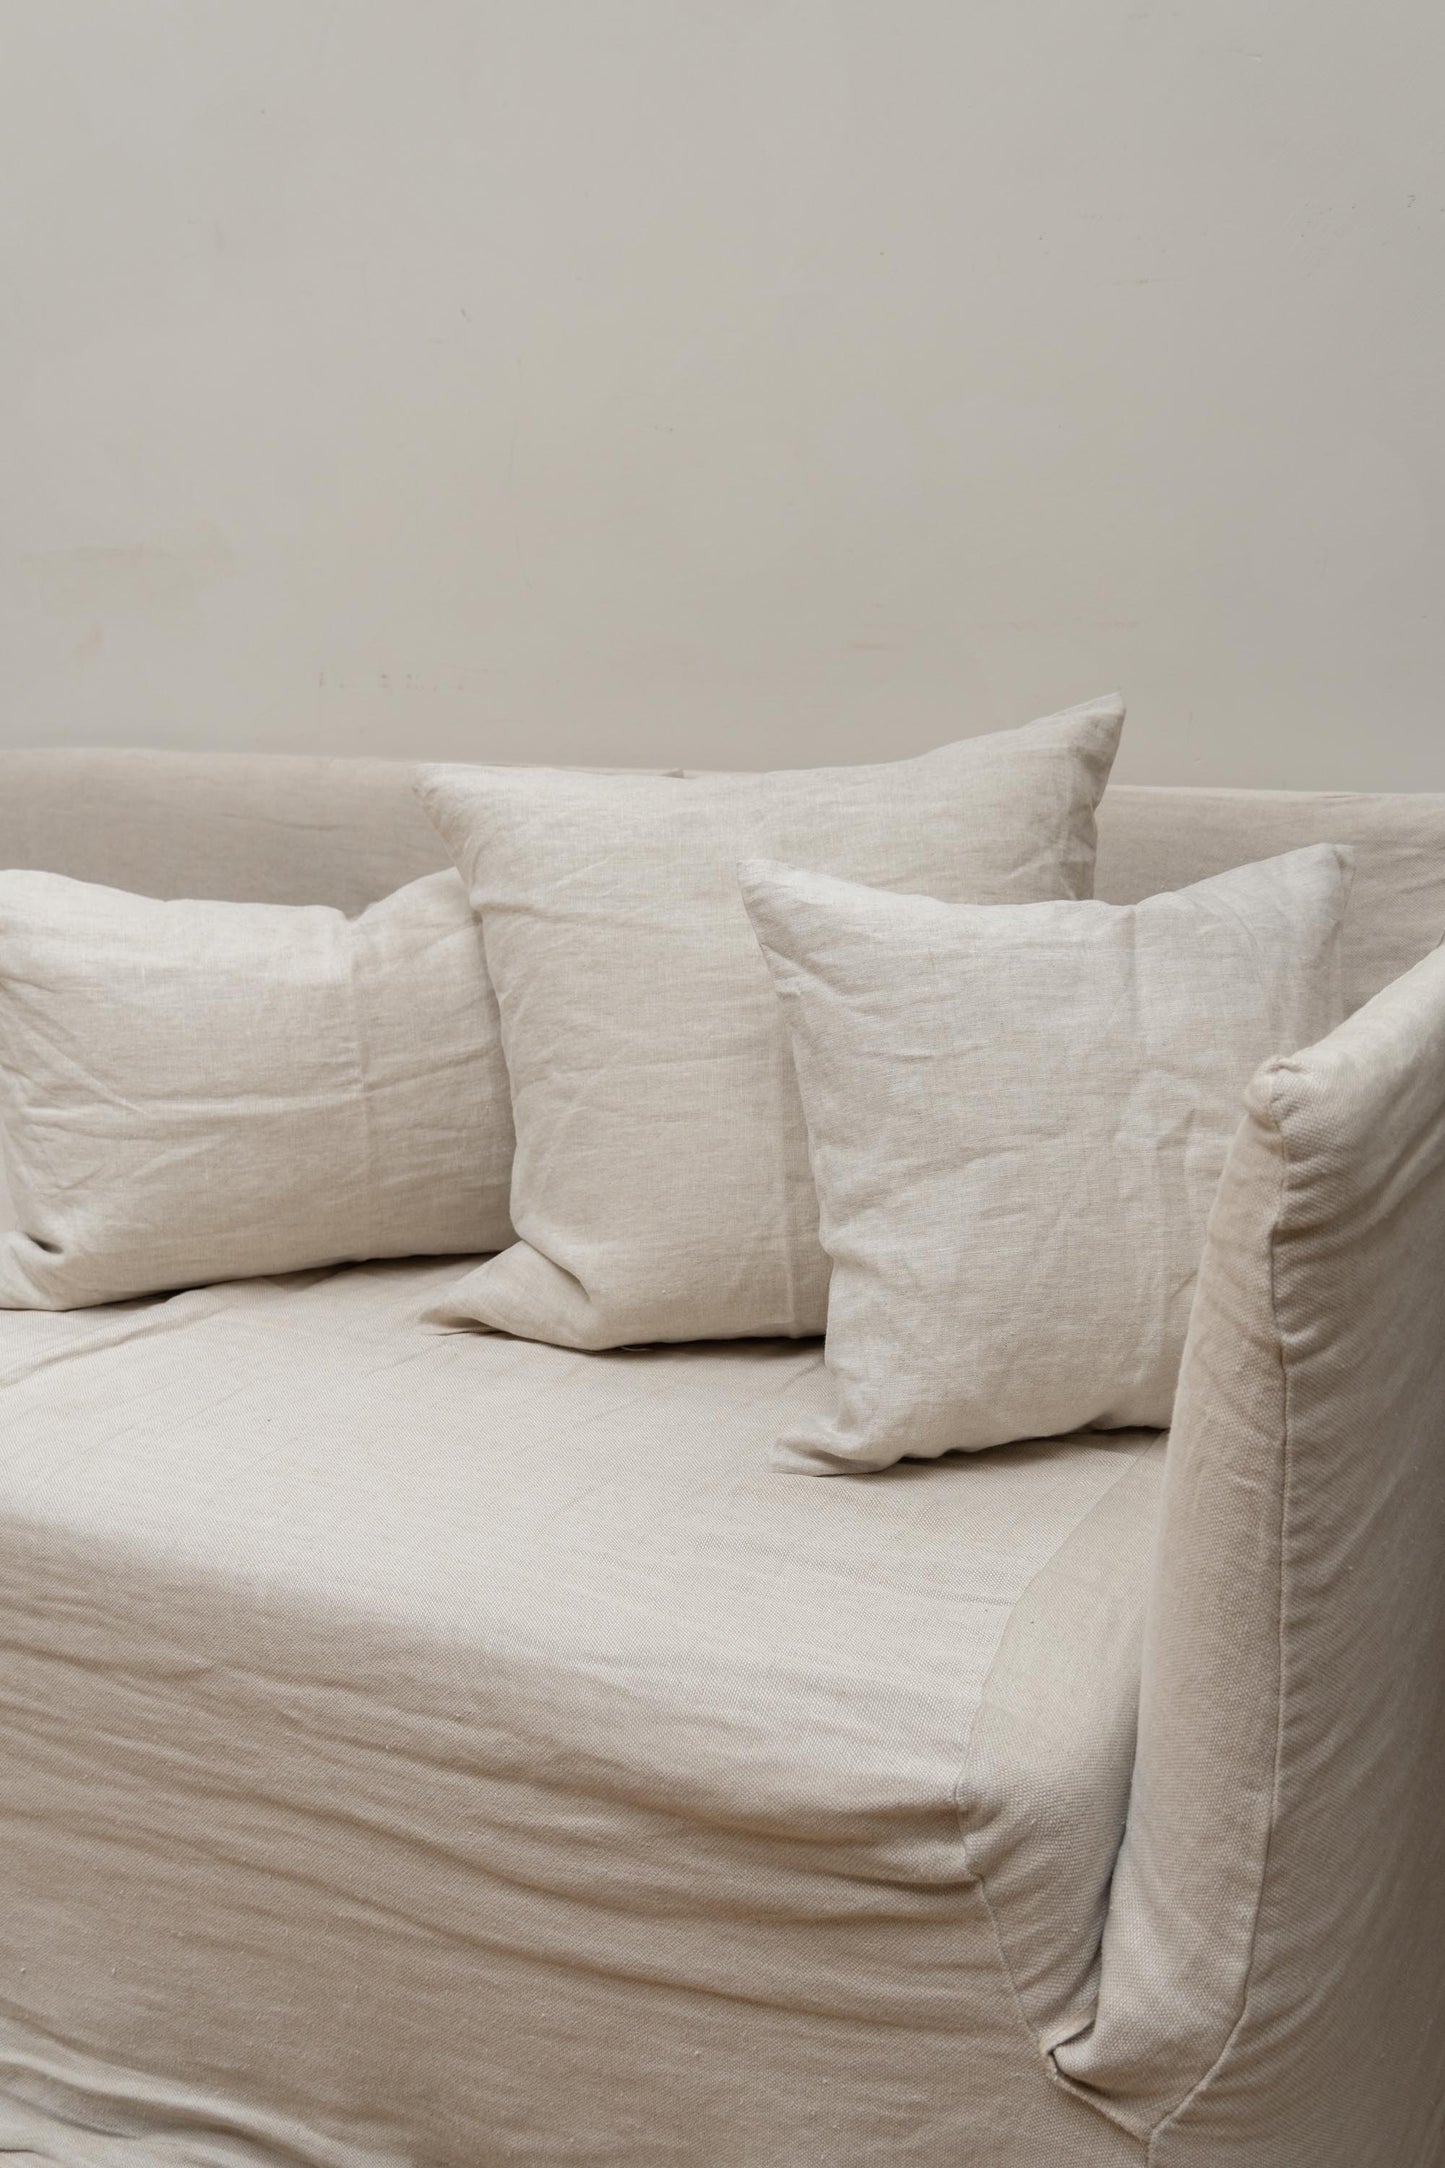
22,528 -> 237,621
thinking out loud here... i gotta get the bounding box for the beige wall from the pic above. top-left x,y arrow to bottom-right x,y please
3,1 -> 1442,788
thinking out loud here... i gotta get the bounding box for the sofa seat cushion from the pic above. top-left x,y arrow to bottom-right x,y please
0,1260 -> 1158,2168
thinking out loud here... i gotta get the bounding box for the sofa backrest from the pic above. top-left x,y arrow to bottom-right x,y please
1,749 -> 1441,1012
1096,786 -> 1445,1012
0,750 -> 446,919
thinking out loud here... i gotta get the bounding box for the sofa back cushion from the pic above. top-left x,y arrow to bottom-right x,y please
0,870 -> 512,1309
740,845 -> 1352,1467
419,700 -> 1123,1348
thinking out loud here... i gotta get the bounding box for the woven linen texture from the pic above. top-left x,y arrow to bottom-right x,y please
420,696 -> 1123,1349
739,844 -> 1351,1467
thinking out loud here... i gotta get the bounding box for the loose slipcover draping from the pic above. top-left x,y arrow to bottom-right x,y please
3,748 -> 1444,2164
1055,941 -> 1445,2166
1,1258 -> 1158,2166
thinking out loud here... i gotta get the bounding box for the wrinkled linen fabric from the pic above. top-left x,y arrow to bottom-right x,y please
740,847 -> 1350,1469
1094,782 -> 1445,1014
4,749 -> 1440,1014
4,755 -> 1445,2164
0,871 -> 512,1308
1053,941 -> 1445,2168
418,696 -> 1124,1350
0,745 -> 451,914
0,1258 -> 1158,2168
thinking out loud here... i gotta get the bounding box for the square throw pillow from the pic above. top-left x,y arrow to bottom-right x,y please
0,870 -> 513,1309
418,695 -> 1124,1349
738,844 -> 1352,1469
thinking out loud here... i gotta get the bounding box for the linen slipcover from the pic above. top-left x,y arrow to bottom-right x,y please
0,870 -> 512,1308
739,846 -> 1350,1466
418,698 -> 1123,1349
1,748 -> 1442,1012
3,747 -> 1445,2165
1,1258 -> 1158,2167
1055,940 -> 1445,2166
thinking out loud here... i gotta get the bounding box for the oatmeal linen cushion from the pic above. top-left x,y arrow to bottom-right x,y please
0,870 -> 513,1309
418,696 -> 1123,1349
738,844 -> 1352,1469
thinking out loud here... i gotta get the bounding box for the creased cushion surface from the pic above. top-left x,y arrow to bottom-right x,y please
740,845 -> 1350,1467
0,1258 -> 1156,2167
0,869 -> 512,1307
419,696 -> 1123,1349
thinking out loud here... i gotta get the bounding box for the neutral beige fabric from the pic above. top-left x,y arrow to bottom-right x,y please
0,870 -> 512,1307
0,746 -> 450,914
1,751 -> 1442,2159
1095,783 -> 1445,1015
419,697 -> 1124,1348
0,1258 -> 1155,2168
1054,940 -> 1445,2166
741,847 -> 1350,1469
3,748 -> 1441,1016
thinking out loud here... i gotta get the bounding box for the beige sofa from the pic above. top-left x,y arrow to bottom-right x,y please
1,749 -> 1444,2168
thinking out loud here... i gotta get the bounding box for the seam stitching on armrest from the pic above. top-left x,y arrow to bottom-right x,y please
1146,1065 -> 1294,2160
951,1447 -> 1161,2111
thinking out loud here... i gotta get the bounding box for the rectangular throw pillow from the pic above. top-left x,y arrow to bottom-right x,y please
738,845 -> 1352,1468
419,696 -> 1124,1349
0,870 -> 513,1309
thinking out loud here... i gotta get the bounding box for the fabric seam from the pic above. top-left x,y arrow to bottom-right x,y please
1144,1067 -> 1294,2160
951,1445 -> 1161,2104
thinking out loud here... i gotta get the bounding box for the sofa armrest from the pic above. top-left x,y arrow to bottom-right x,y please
1053,942 -> 1445,2165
